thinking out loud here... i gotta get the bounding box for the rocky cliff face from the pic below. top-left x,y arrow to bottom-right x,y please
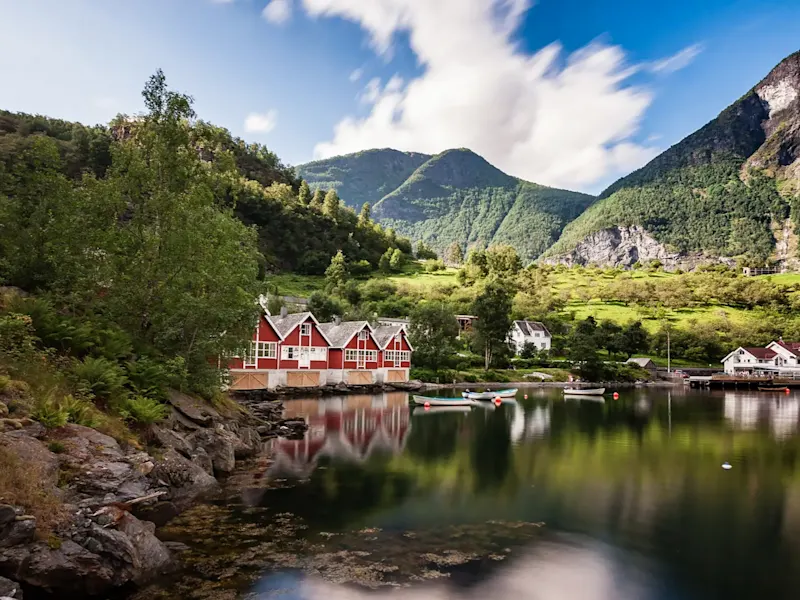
544,225 -> 735,270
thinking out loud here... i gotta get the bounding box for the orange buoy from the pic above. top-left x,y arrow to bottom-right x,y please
524,394 -> 528,399
613,392 -> 619,400
786,388 -> 791,395
424,401 -> 431,410
494,397 -> 502,406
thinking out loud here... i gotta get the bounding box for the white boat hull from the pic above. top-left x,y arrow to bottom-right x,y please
563,387 -> 605,396
412,395 -> 476,407
461,388 -> 518,400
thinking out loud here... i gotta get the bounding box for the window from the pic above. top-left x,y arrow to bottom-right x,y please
365,350 -> 378,362
245,342 -> 258,366
345,349 -> 358,362
395,334 -> 402,343
396,351 -> 411,363
282,346 -> 297,360
385,351 -> 395,362
311,347 -> 327,361
301,323 -> 311,336
359,330 -> 369,341
534,332 -> 540,337
257,342 -> 277,359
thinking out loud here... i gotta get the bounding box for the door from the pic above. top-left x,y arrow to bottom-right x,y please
357,350 -> 366,369
299,347 -> 311,368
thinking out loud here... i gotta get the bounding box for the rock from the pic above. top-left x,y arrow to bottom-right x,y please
162,541 -> 189,553
190,448 -> 214,476
0,518 -> 36,549
0,508 -> 15,528
149,449 -> 218,506
0,405 -> 7,419
151,426 -> 193,457
232,426 -> 260,459
0,540 -> 115,595
187,428 -> 235,474
167,390 -> 219,426
115,513 -> 173,583
0,575 -> 22,599
0,433 -> 58,488
133,502 -> 179,528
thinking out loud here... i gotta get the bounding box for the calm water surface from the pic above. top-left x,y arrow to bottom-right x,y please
137,387 -> 800,600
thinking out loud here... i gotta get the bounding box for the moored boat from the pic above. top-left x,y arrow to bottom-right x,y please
563,387 -> 605,396
411,395 -> 476,407
461,388 -> 518,400
758,386 -> 790,392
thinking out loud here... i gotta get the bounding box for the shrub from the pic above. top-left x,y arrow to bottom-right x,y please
62,394 -> 100,428
32,396 -> 68,428
69,356 -> 128,402
349,259 -> 372,276
126,358 -> 170,401
48,441 -> 66,454
121,396 -> 170,425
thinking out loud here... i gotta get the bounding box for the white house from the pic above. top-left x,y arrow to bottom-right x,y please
721,340 -> 800,375
509,320 -> 551,354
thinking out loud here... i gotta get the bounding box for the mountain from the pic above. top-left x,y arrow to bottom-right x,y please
543,51 -> 800,269
298,148 -> 595,262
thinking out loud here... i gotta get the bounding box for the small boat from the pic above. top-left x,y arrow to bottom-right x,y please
563,387 -> 605,396
461,388 -> 518,400
758,386 -> 790,392
411,395 -> 476,407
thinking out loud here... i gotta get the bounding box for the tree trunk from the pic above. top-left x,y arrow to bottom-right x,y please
484,345 -> 491,370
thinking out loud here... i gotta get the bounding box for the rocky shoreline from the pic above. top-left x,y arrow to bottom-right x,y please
0,390 -> 307,598
235,380 -> 425,401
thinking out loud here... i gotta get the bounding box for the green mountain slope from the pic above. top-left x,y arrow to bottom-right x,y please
544,50 -> 800,267
299,148 -> 595,262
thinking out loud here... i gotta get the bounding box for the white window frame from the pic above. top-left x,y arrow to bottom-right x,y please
244,342 -> 257,367
282,346 -> 298,360
345,349 -> 358,362
301,323 -> 311,336
365,350 -> 377,362
311,347 -> 327,361
257,342 -> 277,359
385,350 -> 395,363
359,330 -> 369,341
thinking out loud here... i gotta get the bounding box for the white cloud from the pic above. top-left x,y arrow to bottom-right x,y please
649,43 -> 703,74
244,110 -> 278,133
301,0 -> 661,190
349,68 -> 363,82
263,0 -> 292,24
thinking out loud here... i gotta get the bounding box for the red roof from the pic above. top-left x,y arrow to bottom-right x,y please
744,347 -> 777,359
776,341 -> 800,356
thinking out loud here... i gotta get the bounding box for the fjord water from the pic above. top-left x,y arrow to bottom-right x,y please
143,388 -> 800,600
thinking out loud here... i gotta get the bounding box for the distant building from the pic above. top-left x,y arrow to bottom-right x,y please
508,320 -> 552,354
742,267 -> 781,276
376,317 -> 410,331
720,340 -> 800,375
626,357 -> 657,373
456,315 -> 478,335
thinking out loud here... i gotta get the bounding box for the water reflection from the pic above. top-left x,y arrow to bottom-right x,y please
724,393 -> 800,439
138,388 -> 800,600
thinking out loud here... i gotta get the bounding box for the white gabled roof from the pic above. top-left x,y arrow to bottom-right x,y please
268,312 -> 333,346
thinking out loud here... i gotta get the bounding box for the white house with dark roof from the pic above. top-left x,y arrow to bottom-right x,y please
720,340 -> 800,375
508,320 -> 551,354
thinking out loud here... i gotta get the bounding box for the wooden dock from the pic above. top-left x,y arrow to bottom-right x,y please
689,375 -> 800,389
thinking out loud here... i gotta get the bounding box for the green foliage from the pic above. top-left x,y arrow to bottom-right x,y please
472,282 -> 513,370
325,250 -> 349,290
409,303 -> 460,371
32,396 -> 68,429
389,248 -> 405,271
120,395 -> 170,425
307,292 -> 346,322
61,394 -> 100,428
444,242 -> 464,266
69,356 -> 128,403
415,240 -> 438,260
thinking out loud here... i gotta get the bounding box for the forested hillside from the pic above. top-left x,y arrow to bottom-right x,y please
0,110 -> 411,276
545,51 -> 800,267
299,148 -> 595,263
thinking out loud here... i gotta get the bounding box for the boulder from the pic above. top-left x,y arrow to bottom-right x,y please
133,501 -> 179,528
167,391 -> 219,426
151,426 -> 193,457
0,518 -> 35,549
190,447 -> 214,476
115,513 -> 173,583
0,508 -> 15,528
149,449 -> 218,506
187,428 -> 235,474
0,575 -> 22,599
232,426 -> 260,459
0,433 -> 58,488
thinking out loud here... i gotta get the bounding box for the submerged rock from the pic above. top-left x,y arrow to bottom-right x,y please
0,574 -> 22,599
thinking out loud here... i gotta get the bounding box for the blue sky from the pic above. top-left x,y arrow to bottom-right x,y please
1,0 -> 798,194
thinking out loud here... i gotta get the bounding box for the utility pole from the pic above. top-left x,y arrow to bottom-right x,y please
667,328 -> 671,374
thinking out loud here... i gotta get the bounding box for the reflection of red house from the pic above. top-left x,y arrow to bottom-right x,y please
270,394 -> 412,478
228,309 -> 413,390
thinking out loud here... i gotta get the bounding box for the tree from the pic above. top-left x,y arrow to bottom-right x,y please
379,248 -> 393,273
323,189 -> 340,218
298,180 -> 311,205
310,189 -> 324,210
307,291 -> 345,322
409,303 -> 460,371
415,240 -> 437,260
597,321 -> 623,358
358,202 -> 371,225
472,282 -> 513,370
444,242 -> 464,266
568,317 -> 602,379
389,248 -> 404,271
619,321 -> 649,359
520,342 -> 539,360
325,250 -> 348,289
485,245 -> 522,276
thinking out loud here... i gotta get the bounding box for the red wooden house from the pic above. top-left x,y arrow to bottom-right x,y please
318,320 -> 382,385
